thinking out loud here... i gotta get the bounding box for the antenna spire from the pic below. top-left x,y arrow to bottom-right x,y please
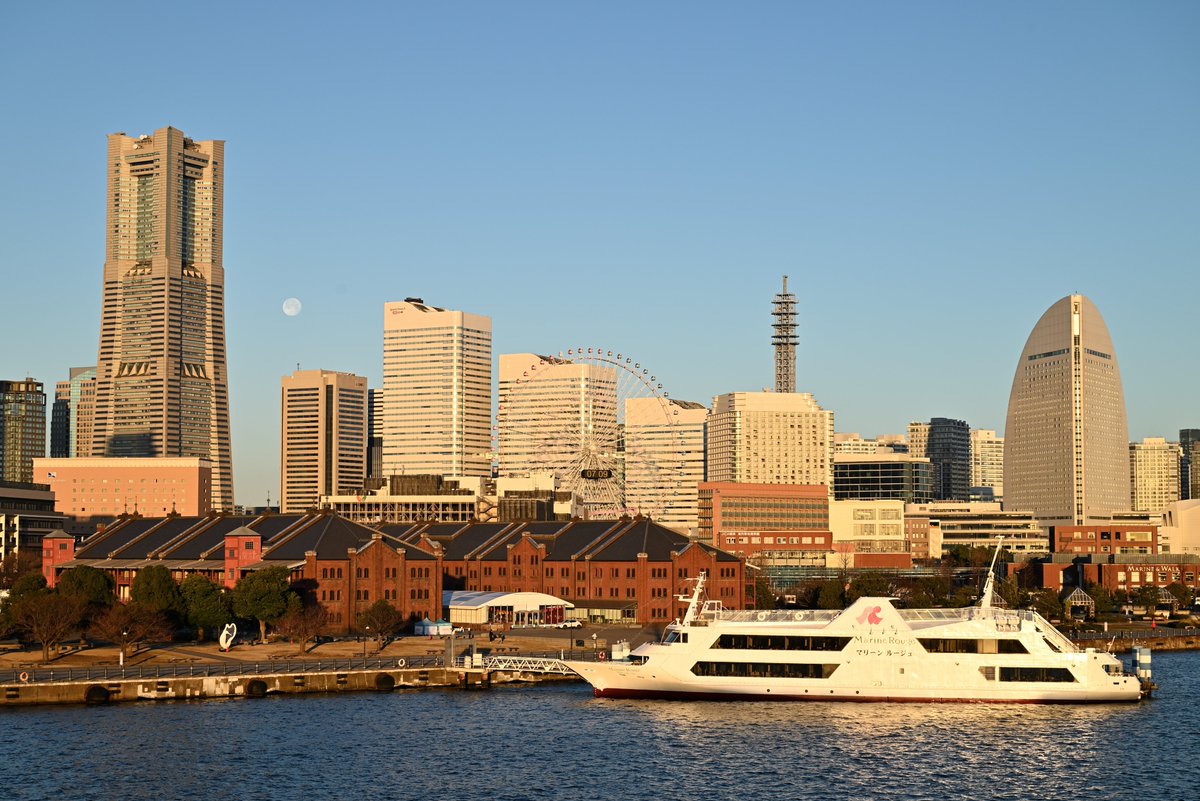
772,275 -> 798,393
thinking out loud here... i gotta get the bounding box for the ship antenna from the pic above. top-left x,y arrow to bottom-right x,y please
979,536 -> 1004,610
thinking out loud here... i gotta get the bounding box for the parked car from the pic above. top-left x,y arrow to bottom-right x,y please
556,620 -> 582,629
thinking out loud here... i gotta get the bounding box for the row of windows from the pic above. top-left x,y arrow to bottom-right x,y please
691,661 -> 840,679
918,638 -> 1028,655
714,635 -> 850,652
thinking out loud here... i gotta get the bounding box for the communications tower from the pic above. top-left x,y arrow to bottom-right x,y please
771,275 -> 798,393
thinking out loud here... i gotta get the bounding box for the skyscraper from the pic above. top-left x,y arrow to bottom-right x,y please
624,397 -> 708,533
926,417 -> 970,501
1180,428 -> 1200,501
49,367 -> 96,459
771,276 -> 798,393
969,429 -> 1005,501
707,391 -> 833,487
1003,294 -> 1129,527
1129,437 -> 1180,515
381,299 -> 491,478
280,370 -> 367,513
0,379 -> 46,483
90,127 -> 233,510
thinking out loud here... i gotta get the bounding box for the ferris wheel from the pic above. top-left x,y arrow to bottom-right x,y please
495,348 -> 688,521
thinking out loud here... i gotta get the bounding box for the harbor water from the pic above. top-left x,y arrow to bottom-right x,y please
3,650 -> 1197,801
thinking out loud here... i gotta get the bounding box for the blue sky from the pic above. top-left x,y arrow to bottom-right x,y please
1,2 -> 1197,506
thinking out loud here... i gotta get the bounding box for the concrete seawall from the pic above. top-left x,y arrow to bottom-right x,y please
1,666 -> 575,707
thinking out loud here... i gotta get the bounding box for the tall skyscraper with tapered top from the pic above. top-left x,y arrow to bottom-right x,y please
1003,294 -> 1128,528
90,127 -> 234,511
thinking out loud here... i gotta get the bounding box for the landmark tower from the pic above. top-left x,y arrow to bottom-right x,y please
90,127 -> 234,510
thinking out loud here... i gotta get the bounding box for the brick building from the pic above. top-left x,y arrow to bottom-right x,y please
382,517 -> 751,625
1050,524 -> 1157,555
45,512 -> 750,631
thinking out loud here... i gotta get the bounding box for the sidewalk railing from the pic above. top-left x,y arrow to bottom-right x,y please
2,648 -> 601,687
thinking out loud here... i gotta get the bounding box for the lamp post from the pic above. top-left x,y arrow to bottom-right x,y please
363,625 -> 370,659
120,630 -> 128,667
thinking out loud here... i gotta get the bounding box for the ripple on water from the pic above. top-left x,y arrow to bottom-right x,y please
1,652 -> 1197,801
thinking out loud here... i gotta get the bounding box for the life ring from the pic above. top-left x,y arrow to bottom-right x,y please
396,658 -> 406,668
597,651 -> 607,661
18,672 -> 29,683
757,612 -> 768,621
794,612 -> 805,621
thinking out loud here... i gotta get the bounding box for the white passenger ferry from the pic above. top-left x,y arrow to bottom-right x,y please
568,552 -> 1152,703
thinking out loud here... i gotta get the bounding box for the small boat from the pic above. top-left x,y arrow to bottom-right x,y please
566,543 -> 1152,703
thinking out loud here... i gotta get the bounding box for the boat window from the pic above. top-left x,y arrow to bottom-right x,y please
1041,637 -> 1063,654
918,638 -> 978,654
713,634 -> 850,651
661,631 -> 689,645
974,639 -> 1030,655
979,666 -> 996,681
690,661 -> 840,679
999,667 -> 1076,683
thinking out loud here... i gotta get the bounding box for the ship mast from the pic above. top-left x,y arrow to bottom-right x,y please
679,571 -> 707,626
979,536 -> 1004,610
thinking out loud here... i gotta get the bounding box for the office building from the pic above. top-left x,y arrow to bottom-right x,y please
1180,429 -> 1200,501
49,367 -> 96,459
833,433 -> 907,455
281,370 -> 368,513
0,481 -> 64,561
1,379 -> 46,484
366,388 -> 384,481
381,299 -> 491,478
1129,437 -> 1181,515
624,397 -> 708,534
497,352 -> 619,514
1003,295 -> 1129,528
697,482 -> 830,555
907,422 -> 929,459
906,502 -> 1047,553
925,417 -> 970,501
969,429 -> 1004,501
833,452 -> 934,503
706,392 -> 833,488
90,127 -> 234,510
33,457 -> 212,519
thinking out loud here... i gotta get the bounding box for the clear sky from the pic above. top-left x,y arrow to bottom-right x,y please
1,1 -> 1197,507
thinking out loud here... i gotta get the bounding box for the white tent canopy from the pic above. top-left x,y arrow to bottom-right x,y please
443,590 -> 574,627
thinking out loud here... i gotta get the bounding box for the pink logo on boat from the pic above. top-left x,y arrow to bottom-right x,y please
856,606 -> 883,625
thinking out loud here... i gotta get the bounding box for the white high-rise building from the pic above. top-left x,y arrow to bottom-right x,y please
625,397 -> 708,534
970,429 -> 1005,500
381,299 -> 491,478
497,353 -> 617,480
280,370 -> 367,513
706,392 -> 833,488
1130,437 -> 1181,515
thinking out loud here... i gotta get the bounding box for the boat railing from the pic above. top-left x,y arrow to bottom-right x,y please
705,609 -> 841,624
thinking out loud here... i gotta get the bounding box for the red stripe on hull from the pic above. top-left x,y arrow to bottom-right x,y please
593,688 -> 1126,704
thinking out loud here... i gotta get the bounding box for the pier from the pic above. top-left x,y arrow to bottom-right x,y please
0,652 -> 591,707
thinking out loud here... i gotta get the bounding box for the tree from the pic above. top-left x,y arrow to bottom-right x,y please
817,580 -> 845,610
231,566 -> 294,642
1132,585 -> 1161,616
846,574 -> 892,603
357,600 -> 404,648
180,575 -> 231,642
276,600 -> 329,653
753,574 -> 776,610
90,602 -> 172,663
0,550 -> 43,591
12,592 -> 87,663
130,564 -> 185,624
1029,589 -> 1063,621
1085,582 -> 1115,615
58,566 -> 116,617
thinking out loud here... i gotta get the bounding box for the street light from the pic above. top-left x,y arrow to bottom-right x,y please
363,626 -> 370,659
120,630 -> 128,667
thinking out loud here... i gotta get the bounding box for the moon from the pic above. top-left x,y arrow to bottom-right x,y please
282,297 -> 302,317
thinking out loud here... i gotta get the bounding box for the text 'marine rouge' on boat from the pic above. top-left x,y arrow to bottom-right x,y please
567,542 -> 1155,703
